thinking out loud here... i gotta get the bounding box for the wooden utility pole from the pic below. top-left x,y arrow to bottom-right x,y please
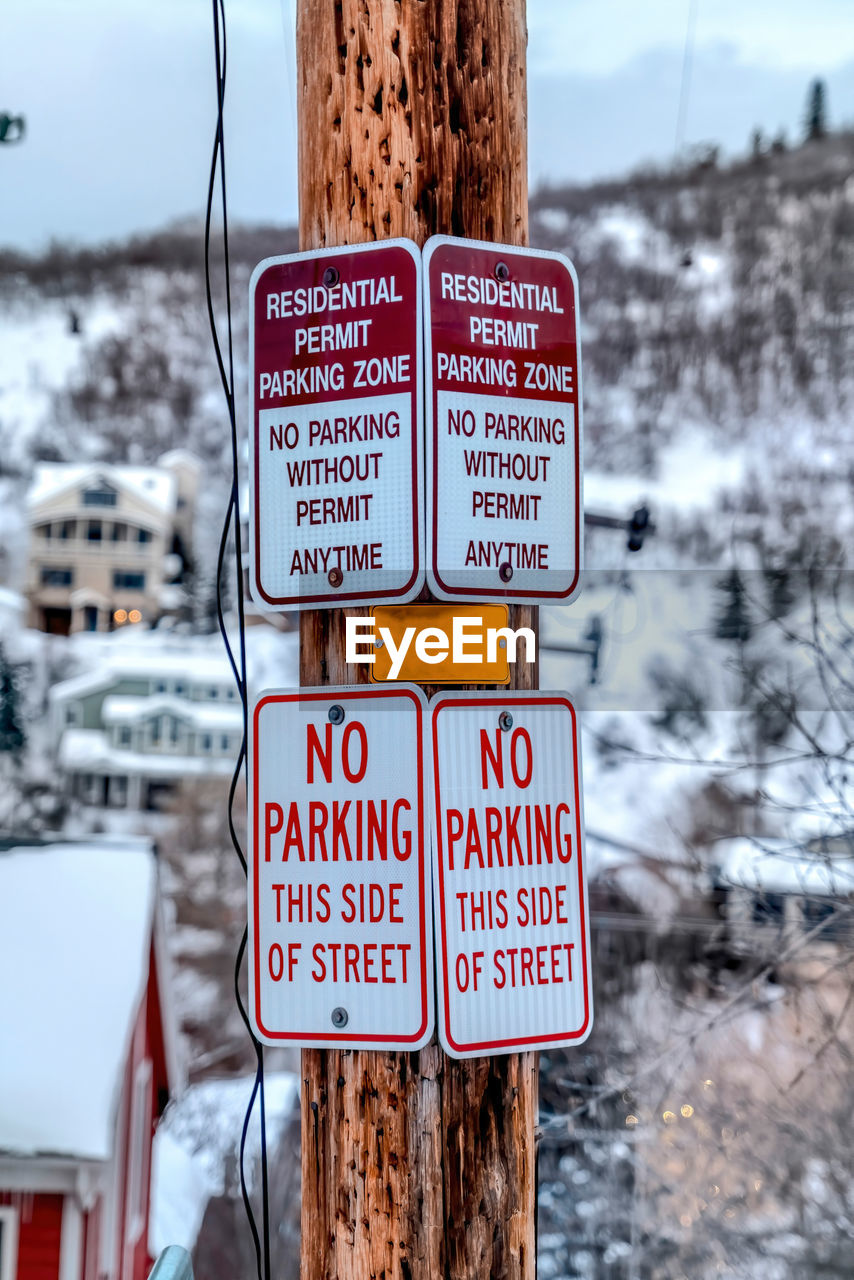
297,3 -> 537,1276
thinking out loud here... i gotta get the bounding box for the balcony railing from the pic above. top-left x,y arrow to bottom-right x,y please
34,535 -> 159,557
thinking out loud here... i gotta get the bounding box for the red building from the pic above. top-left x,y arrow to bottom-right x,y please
0,838 -> 181,1280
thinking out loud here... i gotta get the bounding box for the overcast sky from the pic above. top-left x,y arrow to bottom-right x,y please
4,0 -> 854,250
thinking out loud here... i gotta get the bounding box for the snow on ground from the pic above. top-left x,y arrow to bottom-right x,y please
150,1069 -> 299,1253
149,1129 -> 210,1254
157,1071 -> 299,1191
578,712 -> 732,913
0,587 -> 25,634
682,246 -> 732,318
589,205 -> 677,271
584,422 -> 748,525
535,207 -> 572,236
0,295 -> 124,471
0,838 -> 156,1159
0,479 -> 30,593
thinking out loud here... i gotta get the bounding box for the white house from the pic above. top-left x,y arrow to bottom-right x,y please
50,648 -> 242,813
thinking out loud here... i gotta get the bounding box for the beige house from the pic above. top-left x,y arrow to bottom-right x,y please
26,451 -> 200,635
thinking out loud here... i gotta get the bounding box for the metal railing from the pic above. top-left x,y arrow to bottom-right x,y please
147,1247 -> 194,1280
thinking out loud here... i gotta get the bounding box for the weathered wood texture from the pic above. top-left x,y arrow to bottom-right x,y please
297,3 -> 537,1277
297,0 -> 528,252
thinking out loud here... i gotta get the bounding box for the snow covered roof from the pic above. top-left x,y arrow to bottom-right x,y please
50,652 -> 235,705
58,729 -> 237,778
28,463 -> 177,517
48,629 -> 298,710
718,838 -> 854,898
0,839 -> 158,1160
102,694 -> 243,731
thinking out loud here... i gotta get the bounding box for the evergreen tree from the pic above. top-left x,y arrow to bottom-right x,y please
0,645 -> 25,754
805,78 -> 828,141
714,568 -> 752,643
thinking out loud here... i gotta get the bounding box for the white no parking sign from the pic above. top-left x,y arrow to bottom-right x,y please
430,690 -> 592,1058
249,685 -> 433,1050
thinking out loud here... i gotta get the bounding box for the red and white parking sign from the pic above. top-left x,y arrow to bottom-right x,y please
424,236 -> 583,604
249,685 -> 433,1049
249,241 -> 424,610
430,690 -> 592,1058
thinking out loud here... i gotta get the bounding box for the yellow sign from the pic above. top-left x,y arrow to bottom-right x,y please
368,605 -> 512,684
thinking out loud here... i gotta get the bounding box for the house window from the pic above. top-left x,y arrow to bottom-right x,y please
59,519 -> 75,540
174,682 -> 186,697
109,775 -> 128,807
113,571 -> 146,590
111,522 -> 128,542
201,733 -> 212,752
169,716 -> 180,744
38,522 -> 52,538
802,897 -> 838,938
41,566 -> 73,586
119,726 -> 132,746
209,686 -> 219,700
87,519 -> 103,542
221,734 -> 231,752
752,890 -> 785,925
137,528 -> 153,544
125,1058 -> 153,1244
151,717 -> 161,745
0,1205 -> 20,1280
82,487 -> 117,507
65,703 -> 81,727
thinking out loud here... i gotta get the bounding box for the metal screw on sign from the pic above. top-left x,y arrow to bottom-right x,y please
331,1007 -> 349,1028
499,711 -> 514,732
328,566 -> 344,588
499,562 -> 513,583
323,266 -> 339,287
498,637 -> 507,649
375,636 -> 384,648
495,261 -> 510,282
328,704 -> 345,725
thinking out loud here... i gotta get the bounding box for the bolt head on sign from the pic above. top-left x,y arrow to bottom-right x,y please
249,241 -> 425,610
249,684 -> 433,1049
424,236 -> 583,604
431,690 -> 592,1058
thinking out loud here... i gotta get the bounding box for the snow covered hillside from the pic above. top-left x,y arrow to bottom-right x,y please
1,135 -> 853,1277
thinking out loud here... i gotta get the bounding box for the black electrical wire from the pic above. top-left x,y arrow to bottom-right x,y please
205,1 -> 271,1277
